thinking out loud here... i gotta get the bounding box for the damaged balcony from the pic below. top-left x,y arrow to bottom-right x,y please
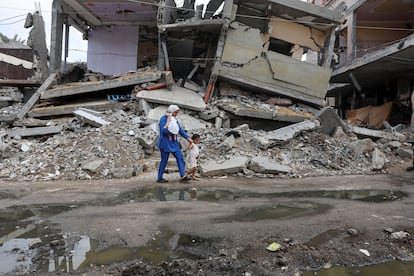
320,0 -> 414,129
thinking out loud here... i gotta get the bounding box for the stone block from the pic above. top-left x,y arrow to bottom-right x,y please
199,109 -> 219,120
136,128 -> 158,149
82,159 -> 107,173
251,136 -> 273,150
267,120 -> 320,143
350,138 -> 374,156
199,156 -> 249,176
216,135 -> 235,152
248,156 -> 292,174
396,148 -> 413,159
371,148 -> 386,170
313,106 -> 349,136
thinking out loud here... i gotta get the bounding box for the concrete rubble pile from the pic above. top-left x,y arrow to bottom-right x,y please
0,101 -> 412,181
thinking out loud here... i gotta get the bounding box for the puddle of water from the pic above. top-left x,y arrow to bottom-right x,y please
0,191 -> 19,200
215,202 -> 330,223
106,188 -> 406,205
0,224 -> 211,274
301,261 -> 414,276
279,190 -> 407,203
39,229 -> 208,272
0,204 -> 76,238
0,238 -> 36,274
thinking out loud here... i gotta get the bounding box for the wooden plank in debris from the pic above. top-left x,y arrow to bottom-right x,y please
73,109 -> 110,127
28,100 -> 122,118
351,126 -> 406,141
16,73 -> 57,120
41,71 -> 161,99
7,125 -> 63,138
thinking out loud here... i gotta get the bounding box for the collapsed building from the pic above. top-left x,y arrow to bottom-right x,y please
312,0 -> 414,130
43,0 -> 344,126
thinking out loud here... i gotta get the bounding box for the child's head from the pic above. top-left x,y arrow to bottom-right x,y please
191,134 -> 200,144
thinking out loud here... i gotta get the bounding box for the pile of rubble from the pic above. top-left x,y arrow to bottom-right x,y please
0,105 -> 412,181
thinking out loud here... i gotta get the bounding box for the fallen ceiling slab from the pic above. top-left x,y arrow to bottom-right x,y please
41,70 -> 162,99
136,86 -> 207,111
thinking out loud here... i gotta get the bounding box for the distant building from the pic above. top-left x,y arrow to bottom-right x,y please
0,38 -> 34,80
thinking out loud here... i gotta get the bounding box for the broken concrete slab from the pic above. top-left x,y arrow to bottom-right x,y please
267,120 -> 320,143
218,101 -> 312,123
15,73 -> 57,121
136,85 -> 206,112
350,138 -> 374,156
138,99 -> 151,115
251,136 -> 274,150
199,156 -> 249,177
0,88 -> 23,102
135,128 -> 158,149
6,125 -> 63,138
216,135 -> 235,152
28,100 -> 122,118
73,109 -> 110,127
313,106 -> 349,136
147,106 -> 207,131
82,159 -> 107,173
372,148 -> 386,170
199,108 -> 219,120
351,126 -> 406,141
41,70 -> 161,99
248,156 -> 292,174
396,148 -> 413,159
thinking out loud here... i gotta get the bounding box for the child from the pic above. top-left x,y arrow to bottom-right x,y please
186,134 -> 200,180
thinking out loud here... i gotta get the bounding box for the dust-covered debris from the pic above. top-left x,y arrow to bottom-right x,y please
0,103 -> 413,181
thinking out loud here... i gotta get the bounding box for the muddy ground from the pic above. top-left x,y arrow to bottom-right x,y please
0,161 -> 414,275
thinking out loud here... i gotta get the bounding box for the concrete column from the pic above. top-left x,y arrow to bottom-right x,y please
50,0 -> 64,74
346,12 -> 356,65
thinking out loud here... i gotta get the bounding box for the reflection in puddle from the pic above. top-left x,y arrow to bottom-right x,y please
0,238 -> 36,274
0,229 -> 210,274
215,202 -> 329,223
106,188 -> 407,205
302,261 -> 414,276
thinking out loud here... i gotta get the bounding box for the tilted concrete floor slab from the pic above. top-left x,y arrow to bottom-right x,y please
136,85 -> 206,112
199,156 -> 249,177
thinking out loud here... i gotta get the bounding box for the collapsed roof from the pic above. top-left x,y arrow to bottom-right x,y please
51,0 -> 345,107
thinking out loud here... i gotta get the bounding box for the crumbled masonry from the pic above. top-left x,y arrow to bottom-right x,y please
0,105 -> 412,181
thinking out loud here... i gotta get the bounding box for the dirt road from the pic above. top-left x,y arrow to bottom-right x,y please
0,163 -> 414,275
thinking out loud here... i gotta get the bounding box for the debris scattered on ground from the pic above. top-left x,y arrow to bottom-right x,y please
0,100 -> 413,182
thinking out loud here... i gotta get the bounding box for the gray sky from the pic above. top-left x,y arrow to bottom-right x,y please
0,0 -> 87,62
